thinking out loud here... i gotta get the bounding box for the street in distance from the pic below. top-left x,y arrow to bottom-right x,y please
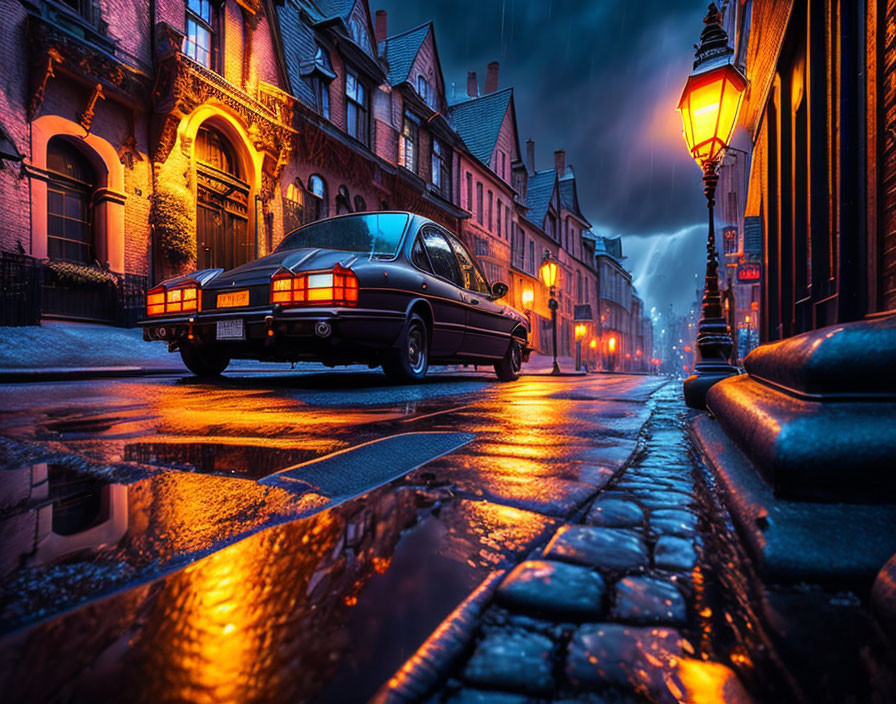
141,212 -> 530,382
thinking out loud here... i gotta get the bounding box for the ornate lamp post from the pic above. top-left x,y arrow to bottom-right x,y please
539,252 -> 561,375
677,3 -> 746,409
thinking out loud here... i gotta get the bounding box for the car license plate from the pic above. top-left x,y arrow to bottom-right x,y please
217,290 -> 249,308
216,319 -> 244,340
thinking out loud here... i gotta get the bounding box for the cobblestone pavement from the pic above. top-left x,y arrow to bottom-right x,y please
420,383 -> 755,704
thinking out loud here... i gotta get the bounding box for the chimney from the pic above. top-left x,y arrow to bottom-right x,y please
485,61 -> 499,93
554,149 -> 566,176
375,10 -> 387,44
466,71 -> 478,98
526,139 -> 535,175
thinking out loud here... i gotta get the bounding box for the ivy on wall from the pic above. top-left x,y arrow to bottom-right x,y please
151,188 -> 195,264
45,260 -> 119,287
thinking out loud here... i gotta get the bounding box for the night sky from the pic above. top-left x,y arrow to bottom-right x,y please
373,0 -> 712,315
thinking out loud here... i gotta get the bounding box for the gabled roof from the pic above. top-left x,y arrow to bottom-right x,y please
378,23 -> 431,86
524,169 -> 557,230
448,87 -> 513,166
298,0 -> 355,24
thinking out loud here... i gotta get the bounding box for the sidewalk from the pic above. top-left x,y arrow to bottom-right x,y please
0,322 -> 588,382
374,384 -> 754,704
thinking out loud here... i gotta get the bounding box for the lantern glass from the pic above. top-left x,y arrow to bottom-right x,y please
678,63 -> 746,165
539,258 -> 558,289
521,287 -> 534,308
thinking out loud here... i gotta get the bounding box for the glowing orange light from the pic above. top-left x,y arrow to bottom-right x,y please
607,336 -> 617,353
574,323 -> 587,340
271,266 -> 358,307
678,61 -> 747,166
636,349 -> 642,357
539,255 -> 559,289
625,352 -> 631,359
744,315 -> 750,324
147,282 -> 199,316
684,345 -> 692,353
521,287 -> 534,309
589,338 -> 597,350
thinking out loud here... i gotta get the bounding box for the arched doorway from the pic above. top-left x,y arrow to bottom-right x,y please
195,125 -> 252,270
46,137 -> 97,264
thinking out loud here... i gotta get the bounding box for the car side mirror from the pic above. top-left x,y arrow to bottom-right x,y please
489,281 -> 509,300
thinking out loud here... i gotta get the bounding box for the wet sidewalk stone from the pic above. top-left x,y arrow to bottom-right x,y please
565,623 -> 686,692
611,575 -> 687,625
586,496 -> 645,528
647,509 -> 698,537
497,560 -> 607,619
653,535 -> 698,571
543,525 -> 649,571
463,629 -> 556,694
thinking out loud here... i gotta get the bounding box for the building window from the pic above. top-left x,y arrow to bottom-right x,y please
528,240 -> 535,275
576,270 -> 583,302
417,75 -> 435,109
346,69 -> 368,145
283,180 -> 307,233
348,17 -> 370,50
432,138 -> 450,198
496,200 -> 502,238
476,182 -> 483,225
184,0 -> 218,70
354,195 -> 367,212
500,151 -> 506,180
308,174 -> 328,220
310,46 -> 331,119
466,172 -> 473,211
487,190 -> 493,231
336,185 -> 351,214
401,114 -> 417,172
58,0 -> 95,22
47,137 -> 96,264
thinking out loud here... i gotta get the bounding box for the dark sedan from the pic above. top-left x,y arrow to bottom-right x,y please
140,212 -> 531,382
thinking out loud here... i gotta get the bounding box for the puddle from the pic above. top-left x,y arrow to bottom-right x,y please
0,479 -> 555,704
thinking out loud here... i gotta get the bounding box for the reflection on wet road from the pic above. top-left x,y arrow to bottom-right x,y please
0,370 -> 665,703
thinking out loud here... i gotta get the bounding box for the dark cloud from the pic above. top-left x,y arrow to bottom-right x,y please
373,0 -> 708,240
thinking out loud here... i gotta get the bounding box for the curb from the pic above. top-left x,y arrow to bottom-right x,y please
0,367 -> 182,383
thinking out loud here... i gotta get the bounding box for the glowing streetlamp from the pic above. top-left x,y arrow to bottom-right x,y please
539,252 -> 561,375
521,287 -> 534,311
574,323 -> 587,371
677,2 -> 745,409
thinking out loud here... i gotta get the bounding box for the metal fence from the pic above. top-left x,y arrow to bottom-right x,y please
0,252 -> 147,327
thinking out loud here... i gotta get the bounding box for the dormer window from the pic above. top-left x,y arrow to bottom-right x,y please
348,17 -> 370,51
417,76 -> 435,109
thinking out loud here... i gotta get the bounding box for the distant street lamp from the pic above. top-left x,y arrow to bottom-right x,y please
539,252 -> 561,375
607,334 -> 617,372
676,2 -> 746,409
574,323 -> 587,371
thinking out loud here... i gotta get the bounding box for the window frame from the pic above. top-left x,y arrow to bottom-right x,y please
445,231 -> 491,294
401,113 -> 418,172
345,67 -> 369,146
419,226 -> 464,288
184,0 -> 218,71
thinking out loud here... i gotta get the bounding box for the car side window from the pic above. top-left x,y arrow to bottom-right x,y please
412,236 -> 433,273
421,229 -> 463,287
446,234 -> 491,294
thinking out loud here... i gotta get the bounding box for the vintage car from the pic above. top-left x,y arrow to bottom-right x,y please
140,212 -> 531,382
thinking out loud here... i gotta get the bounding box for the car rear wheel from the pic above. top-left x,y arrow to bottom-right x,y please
383,313 -> 429,384
180,343 -> 230,377
494,337 -> 523,382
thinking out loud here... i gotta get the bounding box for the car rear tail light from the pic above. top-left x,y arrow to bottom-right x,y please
146,282 -> 199,316
271,265 -> 359,307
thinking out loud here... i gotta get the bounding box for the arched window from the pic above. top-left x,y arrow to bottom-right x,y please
308,174 -> 328,220
353,195 -> 367,212
47,137 -> 96,264
284,180 -> 307,233
196,125 -> 239,176
335,185 -> 351,215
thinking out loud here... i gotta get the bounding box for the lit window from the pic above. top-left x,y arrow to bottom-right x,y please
401,115 -> 417,171
47,137 -> 96,264
184,0 -> 217,70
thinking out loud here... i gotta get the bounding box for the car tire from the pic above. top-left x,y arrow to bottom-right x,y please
494,337 -> 523,382
180,343 -> 230,377
383,313 -> 429,384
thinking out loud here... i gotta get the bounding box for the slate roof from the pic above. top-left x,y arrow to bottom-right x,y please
524,169 -> 557,230
448,88 -> 513,166
276,1 -> 326,108
378,23 -> 431,86
300,0 -> 354,24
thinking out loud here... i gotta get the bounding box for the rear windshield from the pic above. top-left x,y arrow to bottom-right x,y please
276,213 -> 409,258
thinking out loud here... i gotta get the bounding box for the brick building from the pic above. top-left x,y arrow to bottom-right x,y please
0,0 -> 653,367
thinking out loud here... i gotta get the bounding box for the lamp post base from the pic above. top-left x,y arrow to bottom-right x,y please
551,361 -> 561,375
683,361 -> 739,409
